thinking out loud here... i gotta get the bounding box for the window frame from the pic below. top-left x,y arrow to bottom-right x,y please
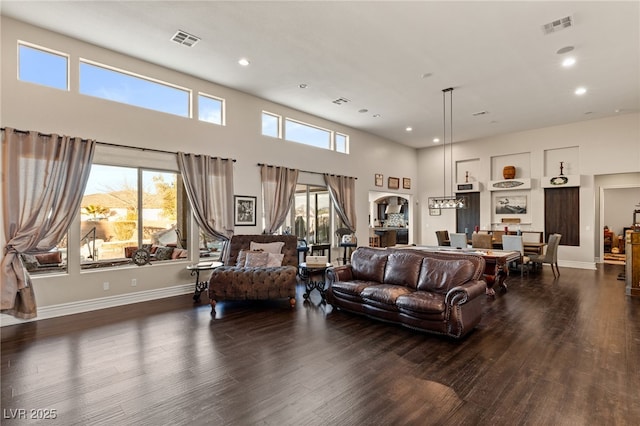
261,111 -> 282,138
79,58 -> 193,118
198,92 -> 226,126
17,41 -> 70,91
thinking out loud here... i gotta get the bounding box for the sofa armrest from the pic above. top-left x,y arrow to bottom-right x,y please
326,265 -> 353,284
445,279 -> 487,305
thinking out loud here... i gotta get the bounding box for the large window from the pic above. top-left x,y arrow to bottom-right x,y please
18,42 -> 68,90
79,60 -> 191,117
80,164 -> 188,268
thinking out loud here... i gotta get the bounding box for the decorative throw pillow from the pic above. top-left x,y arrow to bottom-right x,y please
250,241 -> 285,254
266,253 -> 284,267
154,246 -> 174,261
244,251 -> 270,267
236,249 -> 258,266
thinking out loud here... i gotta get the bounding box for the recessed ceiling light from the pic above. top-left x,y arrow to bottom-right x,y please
433,138 -> 440,143
358,109 -> 368,113
298,83 -> 308,89
575,87 -> 587,95
238,58 -> 250,66
405,127 -> 413,132
421,72 -> 433,79
562,57 -> 576,67
372,114 -> 381,118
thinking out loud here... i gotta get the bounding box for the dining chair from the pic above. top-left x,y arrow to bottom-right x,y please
471,233 -> 492,249
435,230 -> 450,246
491,230 -> 505,244
502,235 -> 531,277
530,233 -> 562,277
449,233 -> 468,249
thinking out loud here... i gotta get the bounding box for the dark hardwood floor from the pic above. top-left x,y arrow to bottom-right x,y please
2,264 -> 639,425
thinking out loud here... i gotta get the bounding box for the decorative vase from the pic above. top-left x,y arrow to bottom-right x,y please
503,166 -> 516,179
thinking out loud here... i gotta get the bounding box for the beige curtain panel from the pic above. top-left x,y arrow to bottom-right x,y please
323,174 -> 357,233
1,128 -> 95,319
260,165 -> 299,234
177,152 -> 235,246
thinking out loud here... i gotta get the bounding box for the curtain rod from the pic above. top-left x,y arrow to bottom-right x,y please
257,163 -> 357,180
1,127 -> 235,162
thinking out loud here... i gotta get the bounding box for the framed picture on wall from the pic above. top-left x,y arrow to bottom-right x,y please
234,195 -> 257,226
388,177 -> 400,190
403,178 -> 411,189
375,173 -> 383,187
429,208 -> 441,216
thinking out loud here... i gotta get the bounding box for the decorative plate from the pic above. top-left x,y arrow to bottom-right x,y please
133,248 -> 151,266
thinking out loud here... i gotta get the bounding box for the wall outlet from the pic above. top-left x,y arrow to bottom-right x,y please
131,278 -> 137,287
103,282 -> 109,291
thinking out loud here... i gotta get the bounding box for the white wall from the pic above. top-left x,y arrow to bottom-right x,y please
418,113 -> 640,269
1,17 -> 418,314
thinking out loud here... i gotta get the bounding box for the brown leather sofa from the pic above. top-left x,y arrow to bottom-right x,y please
326,247 -> 487,339
208,235 -> 299,314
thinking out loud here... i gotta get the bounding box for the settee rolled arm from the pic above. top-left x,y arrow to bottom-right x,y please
445,279 -> 487,305
326,265 -> 353,284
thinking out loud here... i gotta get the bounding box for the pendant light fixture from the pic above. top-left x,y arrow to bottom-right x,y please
428,87 -> 466,209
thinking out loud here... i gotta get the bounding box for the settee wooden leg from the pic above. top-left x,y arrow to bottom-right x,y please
210,299 -> 217,315
289,297 -> 296,308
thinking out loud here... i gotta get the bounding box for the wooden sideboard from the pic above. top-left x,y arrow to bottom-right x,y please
626,231 -> 640,297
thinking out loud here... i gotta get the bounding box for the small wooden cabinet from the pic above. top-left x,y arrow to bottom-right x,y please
626,231 -> 640,297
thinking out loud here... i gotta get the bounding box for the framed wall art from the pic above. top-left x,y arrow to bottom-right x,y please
234,195 -> 257,226
403,178 -> 411,189
375,173 -> 383,187
388,177 -> 399,190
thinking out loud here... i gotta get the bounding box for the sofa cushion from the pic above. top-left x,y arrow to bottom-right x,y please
417,258 -> 476,294
250,241 -> 285,254
361,284 -> 412,310
351,249 -> 388,282
383,251 -> 423,289
396,292 -> 447,315
330,280 -> 376,299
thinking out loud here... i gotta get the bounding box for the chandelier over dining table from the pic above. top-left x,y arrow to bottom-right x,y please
428,87 -> 466,209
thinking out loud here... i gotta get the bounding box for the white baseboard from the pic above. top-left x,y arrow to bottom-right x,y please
0,283 -> 194,327
558,260 -> 597,270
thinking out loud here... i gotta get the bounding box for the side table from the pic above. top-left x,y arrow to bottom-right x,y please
339,242 -> 357,265
299,262 -> 332,301
187,261 -> 223,302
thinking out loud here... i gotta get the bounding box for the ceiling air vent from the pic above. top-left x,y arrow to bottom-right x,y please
332,97 -> 350,105
171,30 -> 200,47
542,16 -> 573,35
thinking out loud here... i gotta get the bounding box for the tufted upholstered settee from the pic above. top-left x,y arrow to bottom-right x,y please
326,247 -> 487,339
207,234 -> 298,314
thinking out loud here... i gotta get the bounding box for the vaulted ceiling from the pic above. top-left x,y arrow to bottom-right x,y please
2,1 -> 638,148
